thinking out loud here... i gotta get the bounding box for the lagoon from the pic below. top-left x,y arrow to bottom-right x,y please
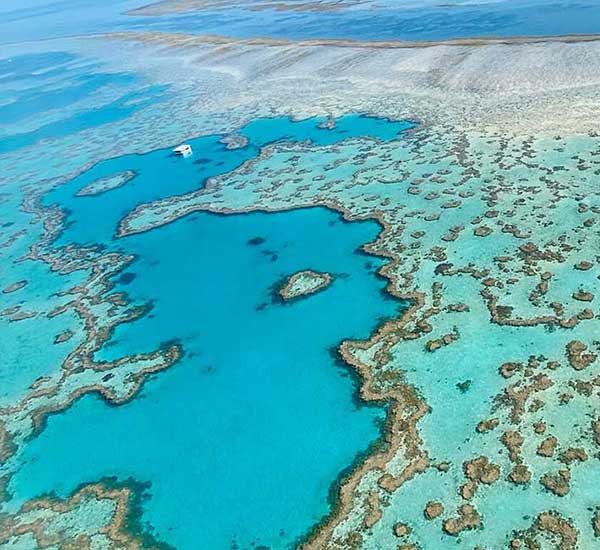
9,116 -> 409,549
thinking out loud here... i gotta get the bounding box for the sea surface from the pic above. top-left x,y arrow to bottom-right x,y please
3,0 -> 600,45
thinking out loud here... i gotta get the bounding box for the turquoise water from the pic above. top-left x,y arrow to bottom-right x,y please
10,116 -> 410,549
1,84 -> 165,154
13,208 -> 397,549
6,2 -> 599,548
0,50 -> 167,162
0,57 -> 132,125
45,114 -> 412,247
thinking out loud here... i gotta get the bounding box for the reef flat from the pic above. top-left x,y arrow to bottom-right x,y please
111,30 -> 600,49
5,15 -> 600,549
0,480 -> 169,550
279,270 -> 333,301
75,170 -> 137,197
101,31 -> 600,136
84,32 -> 600,548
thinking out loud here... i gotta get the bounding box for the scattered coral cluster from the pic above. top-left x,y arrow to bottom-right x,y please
0,481 -> 170,549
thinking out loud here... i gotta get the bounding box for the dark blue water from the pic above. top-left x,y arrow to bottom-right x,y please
131,1 -> 600,42
0,85 -> 166,154
2,0 -> 600,46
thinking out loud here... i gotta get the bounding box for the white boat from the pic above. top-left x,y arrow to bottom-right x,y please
173,144 -> 192,157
